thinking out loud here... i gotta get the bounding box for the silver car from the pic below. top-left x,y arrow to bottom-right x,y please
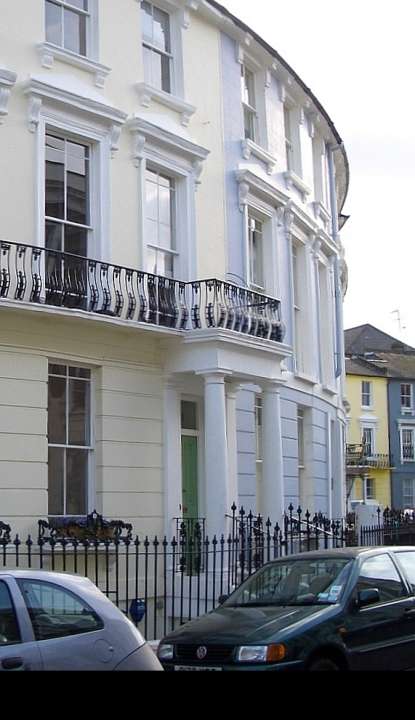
0,570 -> 162,671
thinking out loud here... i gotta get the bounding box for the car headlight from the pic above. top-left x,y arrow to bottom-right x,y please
158,644 -> 174,661
236,644 -> 286,664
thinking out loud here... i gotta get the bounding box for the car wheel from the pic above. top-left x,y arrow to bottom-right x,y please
309,658 -> 340,672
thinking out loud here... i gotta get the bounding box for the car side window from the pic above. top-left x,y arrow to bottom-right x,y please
17,580 -> 104,641
0,581 -> 21,646
395,552 -> 415,593
356,555 -> 407,604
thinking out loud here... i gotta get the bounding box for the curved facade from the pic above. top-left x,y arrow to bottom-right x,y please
0,0 -> 349,538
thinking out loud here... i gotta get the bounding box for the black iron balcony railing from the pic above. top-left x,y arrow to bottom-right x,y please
0,241 -> 285,343
346,445 -> 394,470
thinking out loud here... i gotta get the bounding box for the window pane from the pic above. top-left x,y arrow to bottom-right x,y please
68,378 -> 90,446
48,376 -> 66,444
141,1 -> 153,44
48,447 -> 65,516
153,6 -> 170,53
46,1 -> 62,46
397,553 -> 415,592
67,0 -> 88,9
156,250 -> 173,278
64,8 -> 86,56
146,173 -> 158,221
63,224 -> 88,257
160,52 -> 171,93
143,45 -> 153,85
159,182 -> 172,226
49,364 -> 66,376
45,221 -> 63,253
147,247 -> 157,276
45,136 -> 65,219
18,580 -> 102,641
0,581 -> 21,646
66,449 -> 88,515
181,401 -> 197,431
69,367 -> 91,379
150,50 -> 163,92
146,219 -> 158,247
159,223 -> 173,252
67,143 -> 89,225
357,555 -> 406,603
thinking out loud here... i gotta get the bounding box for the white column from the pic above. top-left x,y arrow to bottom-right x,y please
202,372 -> 229,540
163,380 -> 182,540
226,383 -> 241,512
261,381 -> 285,526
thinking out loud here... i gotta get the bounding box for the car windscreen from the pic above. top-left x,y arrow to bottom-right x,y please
224,558 -> 353,607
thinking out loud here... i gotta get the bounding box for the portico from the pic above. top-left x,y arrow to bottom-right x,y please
162,328 -> 292,539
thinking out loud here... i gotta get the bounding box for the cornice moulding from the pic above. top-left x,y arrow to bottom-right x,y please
23,76 -> 127,129
236,168 -> 289,209
37,42 -> 112,88
136,82 -> 196,127
129,116 -> 209,163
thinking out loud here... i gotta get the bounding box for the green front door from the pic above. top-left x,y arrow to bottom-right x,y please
181,436 -> 199,520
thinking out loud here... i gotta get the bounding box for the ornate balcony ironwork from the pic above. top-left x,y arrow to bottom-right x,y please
38,510 -> 133,543
189,279 -> 284,342
346,444 -> 395,471
0,242 -> 285,344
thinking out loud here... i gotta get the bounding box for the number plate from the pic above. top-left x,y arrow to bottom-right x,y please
174,665 -> 223,672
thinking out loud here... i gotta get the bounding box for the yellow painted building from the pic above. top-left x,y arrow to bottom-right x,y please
346,358 -> 392,509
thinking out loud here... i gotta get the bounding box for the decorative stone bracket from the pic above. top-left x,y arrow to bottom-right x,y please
0,68 -> 17,124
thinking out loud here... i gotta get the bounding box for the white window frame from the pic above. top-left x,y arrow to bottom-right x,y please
401,427 -> 415,463
44,132 -> 92,257
403,479 -> 415,509
39,1 -> 110,88
25,79 -> 126,262
401,384 -> 413,415
138,0 -> 186,101
45,0 -> 94,57
47,361 -> 95,517
365,477 -> 376,501
362,426 -> 375,458
145,166 -> 178,278
361,381 -> 373,409
247,210 -> 265,292
241,63 -> 258,144
130,118 -> 209,281
141,0 -> 173,94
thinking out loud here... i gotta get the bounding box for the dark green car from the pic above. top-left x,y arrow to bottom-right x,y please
158,547 -> 415,671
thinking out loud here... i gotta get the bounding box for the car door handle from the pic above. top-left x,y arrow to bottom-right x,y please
404,608 -> 415,617
2,657 -> 24,670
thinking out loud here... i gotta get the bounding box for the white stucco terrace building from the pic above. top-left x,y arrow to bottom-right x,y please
0,0 -> 349,541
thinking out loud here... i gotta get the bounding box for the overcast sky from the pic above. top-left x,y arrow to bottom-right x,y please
221,0 -> 415,347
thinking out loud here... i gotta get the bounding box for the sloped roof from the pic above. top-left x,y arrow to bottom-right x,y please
346,357 -> 387,378
374,353 -> 415,380
345,324 -> 415,355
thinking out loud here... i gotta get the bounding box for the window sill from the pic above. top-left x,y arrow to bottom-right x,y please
37,42 -> 112,89
322,384 -> 338,396
284,171 -> 311,203
294,371 -> 318,386
136,82 -> 196,127
241,139 -> 277,175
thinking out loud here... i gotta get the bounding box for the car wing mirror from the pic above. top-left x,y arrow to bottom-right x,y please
356,589 -> 380,609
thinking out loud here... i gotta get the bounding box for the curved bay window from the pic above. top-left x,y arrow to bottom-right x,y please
45,133 -> 90,308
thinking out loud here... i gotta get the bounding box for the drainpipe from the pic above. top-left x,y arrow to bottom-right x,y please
327,144 -> 344,379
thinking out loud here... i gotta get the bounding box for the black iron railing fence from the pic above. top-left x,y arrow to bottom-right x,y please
359,507 -> 415,547
0,506 -> 348,642
0,242 -> 284,343
346,445 -> 394,470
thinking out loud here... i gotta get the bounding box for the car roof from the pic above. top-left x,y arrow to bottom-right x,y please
265,547 -> 415,563
0,569 -> 96,585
